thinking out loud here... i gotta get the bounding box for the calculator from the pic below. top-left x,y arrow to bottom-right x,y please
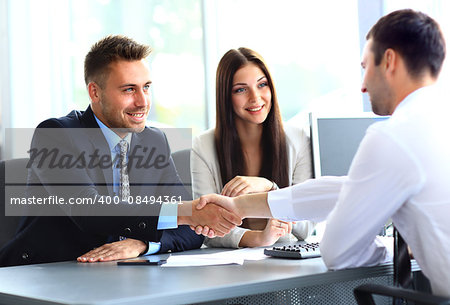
264,242 -> 321,259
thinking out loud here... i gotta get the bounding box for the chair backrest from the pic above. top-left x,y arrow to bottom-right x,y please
0,158 -> 28,249
171,149 -> 193,200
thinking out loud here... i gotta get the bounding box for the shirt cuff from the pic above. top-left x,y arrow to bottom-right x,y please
267,187 -> 298,222
157,202 -> 178,230
144,242 -> 161,255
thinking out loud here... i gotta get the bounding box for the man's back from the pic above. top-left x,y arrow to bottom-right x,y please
374,85 -> 450,296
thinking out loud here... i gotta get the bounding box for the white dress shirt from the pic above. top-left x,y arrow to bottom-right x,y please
268,85 -> 450,297
192,123 -> 315,248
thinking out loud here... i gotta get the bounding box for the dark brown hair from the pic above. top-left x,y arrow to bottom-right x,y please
84,35 -> 152,87
215,48 -> 289,188
367,9 -> 445,78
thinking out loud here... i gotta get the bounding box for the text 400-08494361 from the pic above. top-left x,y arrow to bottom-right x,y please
96,195 -> 183,205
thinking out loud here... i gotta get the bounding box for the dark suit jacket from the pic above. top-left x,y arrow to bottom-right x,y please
0,106 -> 202,267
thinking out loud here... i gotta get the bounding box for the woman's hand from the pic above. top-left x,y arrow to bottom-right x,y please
259,219 -> 292,246
239,219 -> 292,247
221,176 -> 273,197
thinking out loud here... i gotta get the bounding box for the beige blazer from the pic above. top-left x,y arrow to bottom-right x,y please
191,123 -> 315,248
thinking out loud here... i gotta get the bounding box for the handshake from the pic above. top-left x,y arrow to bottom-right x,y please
178,192 -> 272,238
78,192 -> 274,263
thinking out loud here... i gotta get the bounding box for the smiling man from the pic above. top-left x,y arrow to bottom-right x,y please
0,35 -> 240,267
196,10 -> 450,297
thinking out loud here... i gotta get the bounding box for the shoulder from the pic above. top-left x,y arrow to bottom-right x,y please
32,110 -> 88,148
191,129 -> 219,167
36,110 -> 85,129
142,126 -> 168,140
283,123 -> 310,150
193,129 -> 215,151
137,126 -> 171,150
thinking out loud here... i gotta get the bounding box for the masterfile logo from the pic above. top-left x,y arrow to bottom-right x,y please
3,127 -> 192,217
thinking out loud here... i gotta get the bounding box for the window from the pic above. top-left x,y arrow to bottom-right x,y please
10,0 -> 442,158
5,0 -> 205,134
209,0 -> 363,126
70,0 -> 206,133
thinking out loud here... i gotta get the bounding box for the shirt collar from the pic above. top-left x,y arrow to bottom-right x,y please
394,84 -> 437,114
94,114 -> 132,152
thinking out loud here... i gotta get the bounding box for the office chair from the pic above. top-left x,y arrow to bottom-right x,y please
354,284 -> 450,305
171,148 -> 193,200
0,158 -> 28,249
353,229 -> 450,305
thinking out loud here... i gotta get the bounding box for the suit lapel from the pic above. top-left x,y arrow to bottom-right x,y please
128,132 -> 142,175
80,106 -> 114,196
129,131 -> 155,196
128,132 -> 142,196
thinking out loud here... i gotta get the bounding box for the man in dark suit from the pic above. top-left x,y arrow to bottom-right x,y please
0,35 -> 239,267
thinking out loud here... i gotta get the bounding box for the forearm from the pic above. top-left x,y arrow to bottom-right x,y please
158,226 -> 204,253
235,192 -> 272,218
204,227 -> 248,248
268,176 -> 345,222
238,230 -> 264,247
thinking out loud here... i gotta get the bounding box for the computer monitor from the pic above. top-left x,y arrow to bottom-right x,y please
309,113 -> 389,178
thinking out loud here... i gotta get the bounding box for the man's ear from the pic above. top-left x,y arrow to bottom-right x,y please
383,48 -> 397,74
87,82 -> 101,103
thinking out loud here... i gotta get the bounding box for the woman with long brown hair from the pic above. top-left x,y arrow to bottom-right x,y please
191,47 -> 314,247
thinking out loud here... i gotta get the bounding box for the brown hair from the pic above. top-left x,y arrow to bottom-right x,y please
84,35 -> 152,87
367,9 -> 445,79
215,48 -> 289,188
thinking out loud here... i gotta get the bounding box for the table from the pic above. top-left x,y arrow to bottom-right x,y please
0,247 -> 420,305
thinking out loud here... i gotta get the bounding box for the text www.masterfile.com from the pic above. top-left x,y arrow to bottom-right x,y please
9,195 -> 183,205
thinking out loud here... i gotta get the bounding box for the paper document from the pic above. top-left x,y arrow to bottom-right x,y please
222,247 -> 268,261
162,248 -> 267,267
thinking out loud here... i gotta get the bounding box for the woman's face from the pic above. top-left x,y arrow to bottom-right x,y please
231,63 -> 272,127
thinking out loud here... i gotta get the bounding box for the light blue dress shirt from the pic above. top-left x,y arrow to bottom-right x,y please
94,115 -> 177,255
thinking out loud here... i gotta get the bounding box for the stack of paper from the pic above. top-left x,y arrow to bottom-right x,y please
162,248 -> 267,267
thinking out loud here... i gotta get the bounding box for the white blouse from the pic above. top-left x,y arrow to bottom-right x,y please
191,123 -> 315,248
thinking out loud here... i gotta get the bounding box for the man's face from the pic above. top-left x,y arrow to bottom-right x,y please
361,39 -> 395,115
93,59 -> 152,134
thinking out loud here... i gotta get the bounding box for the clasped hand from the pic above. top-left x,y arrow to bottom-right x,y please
190,194 -> 241,237
190,176 -> 270,236
185,198 -> 242,238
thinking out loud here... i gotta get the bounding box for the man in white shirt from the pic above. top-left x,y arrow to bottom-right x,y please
196,9 -> 449,297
